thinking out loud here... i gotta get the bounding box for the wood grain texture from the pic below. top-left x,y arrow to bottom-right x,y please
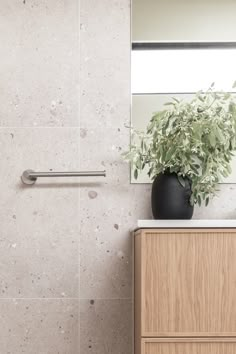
139,229 -> 236,337
144,338 -> 236,343
143,339 -> 236,354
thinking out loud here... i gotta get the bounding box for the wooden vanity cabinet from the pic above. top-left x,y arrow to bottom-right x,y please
134,228 -> 236,354
141,338 -> 236,354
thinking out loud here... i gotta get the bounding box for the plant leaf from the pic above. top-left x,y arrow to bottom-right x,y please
178,175 -> 186,188
163,102 -> 174,106
121,83 -> 236,206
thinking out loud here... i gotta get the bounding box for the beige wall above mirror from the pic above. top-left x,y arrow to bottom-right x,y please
131,0 -> 236,184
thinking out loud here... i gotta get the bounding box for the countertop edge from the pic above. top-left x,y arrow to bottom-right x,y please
135,220 -> 236,231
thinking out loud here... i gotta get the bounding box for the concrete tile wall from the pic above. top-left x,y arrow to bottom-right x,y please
0,1 -> 80,353
0,299 -> 79,353
79,0 -> 236,352
79,0 -> 151,352
2,0 -> 236,353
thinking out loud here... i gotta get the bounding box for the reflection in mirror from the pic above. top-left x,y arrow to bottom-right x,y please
131,0 -> 236,183
132,93 -> 236,183
132,0 -> 236,43
132,45 -> 236,94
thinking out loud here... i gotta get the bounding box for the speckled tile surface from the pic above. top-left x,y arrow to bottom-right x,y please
0,0 -> 81,352
80,299 -> 132,354
193,184 -> 236,219
79,181 -> 151,299
0,1 -> 79,127
79,0 -> 151,301
3,0 -> 236,352
0,299 -> 79,354
0,128 -> 80,298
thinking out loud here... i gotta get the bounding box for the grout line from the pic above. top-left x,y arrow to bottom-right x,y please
0,126 -> 81,129
79,298 -> 133,301
0,297 -> 133,300
78,0 -> 81,352
0,298 -> 79,300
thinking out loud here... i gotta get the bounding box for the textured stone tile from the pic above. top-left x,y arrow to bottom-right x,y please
0,128 -> 80,297
79,0 -> 151,299
0,1 -> 79,127
0,299 -> 78,354
194,184 -> 236,219
80,299 -> 132,354
80,0 -> 130,132
79,102 -> 151,300
79,168 -> 151,299
79,0 -> 148,300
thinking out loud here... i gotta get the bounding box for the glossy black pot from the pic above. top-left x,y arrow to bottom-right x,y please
151,171 -> 194,219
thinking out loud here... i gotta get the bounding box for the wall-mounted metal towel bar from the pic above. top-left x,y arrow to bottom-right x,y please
21,169 -> 106,185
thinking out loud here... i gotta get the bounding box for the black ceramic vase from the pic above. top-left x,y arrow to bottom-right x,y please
151,171 -> 194,219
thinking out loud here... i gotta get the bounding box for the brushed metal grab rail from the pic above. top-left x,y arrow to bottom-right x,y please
21,169 -> 106,185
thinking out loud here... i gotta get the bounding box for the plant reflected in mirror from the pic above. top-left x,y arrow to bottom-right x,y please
124,83 -> 236,206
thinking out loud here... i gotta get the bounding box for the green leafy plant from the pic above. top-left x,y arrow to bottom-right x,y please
124,83 -> 236,206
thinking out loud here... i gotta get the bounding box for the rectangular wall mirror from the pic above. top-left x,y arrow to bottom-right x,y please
131,0 -> 236,183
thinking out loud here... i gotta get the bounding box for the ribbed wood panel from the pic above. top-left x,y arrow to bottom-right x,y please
138,229 -> 236,337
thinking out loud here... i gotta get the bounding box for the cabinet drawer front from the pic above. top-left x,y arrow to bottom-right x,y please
143,338 -> 236,354
140,230 -> 236,336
